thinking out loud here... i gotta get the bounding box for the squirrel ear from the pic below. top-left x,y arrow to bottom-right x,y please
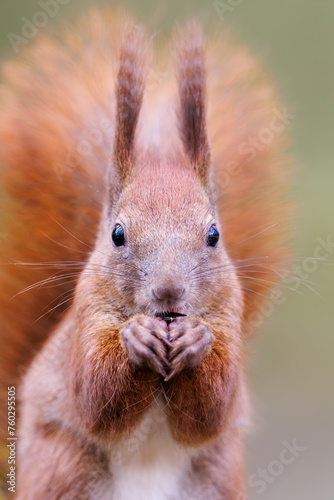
175,22 -> 210,185
110,22 -> 146,199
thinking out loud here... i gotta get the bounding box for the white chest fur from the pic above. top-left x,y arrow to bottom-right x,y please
99,398 -> 195,500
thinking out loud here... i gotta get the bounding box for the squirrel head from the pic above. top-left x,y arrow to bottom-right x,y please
86,22 -> 242,319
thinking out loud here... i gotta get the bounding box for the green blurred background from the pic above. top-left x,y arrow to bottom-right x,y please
1,1 -> 333,498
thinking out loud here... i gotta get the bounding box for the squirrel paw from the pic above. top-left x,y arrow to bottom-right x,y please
121,315 -> 171,379
165,317 -> 213,381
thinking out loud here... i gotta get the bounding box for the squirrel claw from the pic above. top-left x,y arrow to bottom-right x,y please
164,368 -> 177,382
160,337 -> 173,348
157,366 -> 168,379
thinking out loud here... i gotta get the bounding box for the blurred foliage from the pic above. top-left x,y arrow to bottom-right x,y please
0,1 -> 333,499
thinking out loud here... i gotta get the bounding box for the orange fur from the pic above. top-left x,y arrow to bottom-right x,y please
0,9 -> 290,499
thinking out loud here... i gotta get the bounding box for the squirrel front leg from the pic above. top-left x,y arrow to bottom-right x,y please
164,312 -> 242,446
71,306 -> 169,438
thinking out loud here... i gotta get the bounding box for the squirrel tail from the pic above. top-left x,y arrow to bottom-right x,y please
0,11 -> 126,448
206,35 -> 292,333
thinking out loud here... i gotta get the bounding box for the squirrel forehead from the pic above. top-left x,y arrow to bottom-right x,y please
117,162 -> 214,223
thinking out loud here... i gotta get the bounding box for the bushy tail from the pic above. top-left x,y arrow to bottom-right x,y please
206,36 -> 291,332
0,11 -> 130,453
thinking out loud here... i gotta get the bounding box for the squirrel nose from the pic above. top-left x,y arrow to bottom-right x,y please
152,282 -> 185,303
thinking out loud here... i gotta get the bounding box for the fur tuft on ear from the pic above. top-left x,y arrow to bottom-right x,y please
113,22 -> 146,187
175,22 -> 210,184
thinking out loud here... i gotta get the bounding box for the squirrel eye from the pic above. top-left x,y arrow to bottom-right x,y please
112,224 -> 125,247
207,224 -> 219,247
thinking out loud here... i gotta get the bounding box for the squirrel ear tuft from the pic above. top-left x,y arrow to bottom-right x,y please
175,21 -> 210,185
111,22 -> 146,197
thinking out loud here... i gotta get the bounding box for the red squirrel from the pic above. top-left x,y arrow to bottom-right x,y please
0,9 -> 290,500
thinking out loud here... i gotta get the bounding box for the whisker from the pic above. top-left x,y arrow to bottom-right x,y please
49,216 -> 97,253
40,231 -> 90,255
237,272 -> 319,292
33,292 -> 75,323
40,287 -> 76,313
227,223 -> 281,250
193,271 -> 312,296
49,216 -> 113,261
